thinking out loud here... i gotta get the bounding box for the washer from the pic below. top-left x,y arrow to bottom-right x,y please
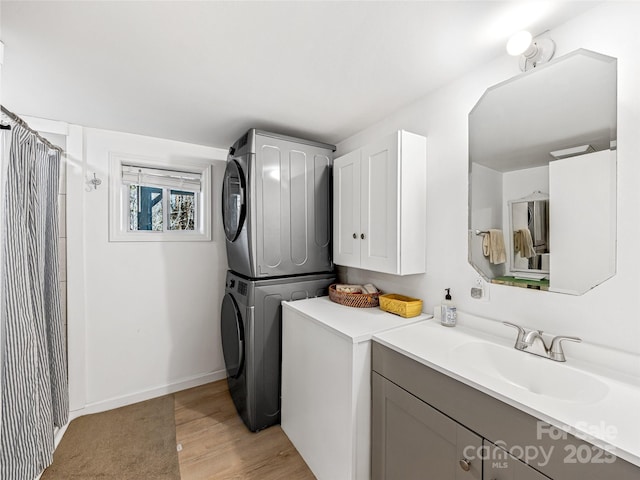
222,129 -> 335,278
220,270 -> 335,432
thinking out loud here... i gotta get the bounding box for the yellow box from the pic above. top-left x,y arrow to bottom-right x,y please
379,294 -> 423,318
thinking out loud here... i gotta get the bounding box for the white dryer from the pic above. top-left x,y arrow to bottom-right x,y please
222,129 -> 335,278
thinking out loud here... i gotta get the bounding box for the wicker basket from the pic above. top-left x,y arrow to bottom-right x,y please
328,284 -> 380,308
379,294 -> 423,318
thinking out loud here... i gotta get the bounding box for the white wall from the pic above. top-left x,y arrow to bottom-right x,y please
502,165 -> 549,223
337,3 -> 640,362
469,162 -> 504,279
68,127 -> 228,413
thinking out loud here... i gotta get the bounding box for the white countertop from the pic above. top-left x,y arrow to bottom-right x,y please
282,296 -> 431,343
373,317 -> 640,467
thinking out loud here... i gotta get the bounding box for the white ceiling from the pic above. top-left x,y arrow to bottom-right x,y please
470,49 -> 617,172
1,1 -> 598,149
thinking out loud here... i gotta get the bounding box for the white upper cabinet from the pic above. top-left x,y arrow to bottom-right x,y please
333,130 -> 426,275
334,148 -> 362,268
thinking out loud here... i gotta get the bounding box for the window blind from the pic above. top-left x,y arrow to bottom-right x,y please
121,164 -> 202,192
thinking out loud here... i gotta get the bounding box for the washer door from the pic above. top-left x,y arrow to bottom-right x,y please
220,293 -> 244,378
222,160 -> 246,242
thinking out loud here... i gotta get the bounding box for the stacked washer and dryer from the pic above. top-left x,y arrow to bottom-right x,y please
220,129 -> 336,432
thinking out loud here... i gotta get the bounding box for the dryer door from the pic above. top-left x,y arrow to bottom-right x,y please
220,293 -> 244,378
222,159 -> 246,242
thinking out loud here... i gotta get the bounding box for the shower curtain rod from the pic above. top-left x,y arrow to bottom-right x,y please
0,105 -> 64,153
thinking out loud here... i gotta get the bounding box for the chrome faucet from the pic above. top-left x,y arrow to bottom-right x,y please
503,322 -> 581,362
522,329 -> 549,357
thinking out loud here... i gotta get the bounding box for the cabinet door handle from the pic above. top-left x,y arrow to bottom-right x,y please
459,458 -> 471,472
361,233 -> 365,240
353,233 -> 357,239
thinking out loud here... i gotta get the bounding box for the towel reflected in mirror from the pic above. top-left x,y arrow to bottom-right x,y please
482,229 -> 506,264
514,228 -> 535,259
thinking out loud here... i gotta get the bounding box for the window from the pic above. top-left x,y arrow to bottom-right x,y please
123,164 -> 200,232
109,153 -> 213,242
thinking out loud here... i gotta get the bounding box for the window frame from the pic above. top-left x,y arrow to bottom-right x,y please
109,152 -> 213,242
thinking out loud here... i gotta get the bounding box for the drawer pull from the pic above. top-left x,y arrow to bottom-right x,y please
361,233 -> 366,240
459,458 -> 471,471
353,233 -> 357,239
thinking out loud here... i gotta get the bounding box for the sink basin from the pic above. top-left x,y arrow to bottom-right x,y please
453,341 -> 609,403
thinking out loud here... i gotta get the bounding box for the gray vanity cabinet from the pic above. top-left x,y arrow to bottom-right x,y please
371,341 -> 640,479
372,372 -> 482,480
484,442 -> 550,480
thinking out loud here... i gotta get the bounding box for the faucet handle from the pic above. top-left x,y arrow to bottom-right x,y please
549,336 -> 582,362
503,322 -> 526,348
502,321 -> 525,335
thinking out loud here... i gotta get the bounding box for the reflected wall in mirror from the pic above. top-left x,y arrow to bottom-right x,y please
468,49 -> 617,295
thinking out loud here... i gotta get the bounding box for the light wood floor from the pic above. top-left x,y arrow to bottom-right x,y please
174,380 -> 316,479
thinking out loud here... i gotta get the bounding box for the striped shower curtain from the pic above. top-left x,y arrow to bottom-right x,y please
0,123 -> 68,479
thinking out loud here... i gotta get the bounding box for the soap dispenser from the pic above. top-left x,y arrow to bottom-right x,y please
440,288 -> 457,327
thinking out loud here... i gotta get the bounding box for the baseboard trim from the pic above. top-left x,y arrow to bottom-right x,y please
70,369 -> 227,420
54,423 -> 70,446
34,424 -> 71,479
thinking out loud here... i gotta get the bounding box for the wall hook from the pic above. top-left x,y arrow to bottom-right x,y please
88,172 -> 102,190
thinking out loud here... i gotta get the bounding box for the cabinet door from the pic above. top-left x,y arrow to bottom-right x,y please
484,441 -> 551,480
360,134 -> 399,274
333,149 -> 361,268
372,372 -> 482,480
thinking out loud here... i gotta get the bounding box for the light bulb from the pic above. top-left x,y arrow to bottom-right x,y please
506,30 -> 533,56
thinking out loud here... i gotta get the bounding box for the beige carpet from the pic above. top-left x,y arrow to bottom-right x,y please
41,395 -> 181,479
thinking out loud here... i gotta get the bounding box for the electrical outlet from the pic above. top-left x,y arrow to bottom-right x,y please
470,277 -> 490,302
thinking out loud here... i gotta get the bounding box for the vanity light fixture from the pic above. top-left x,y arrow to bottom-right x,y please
506,30 -> 555,72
